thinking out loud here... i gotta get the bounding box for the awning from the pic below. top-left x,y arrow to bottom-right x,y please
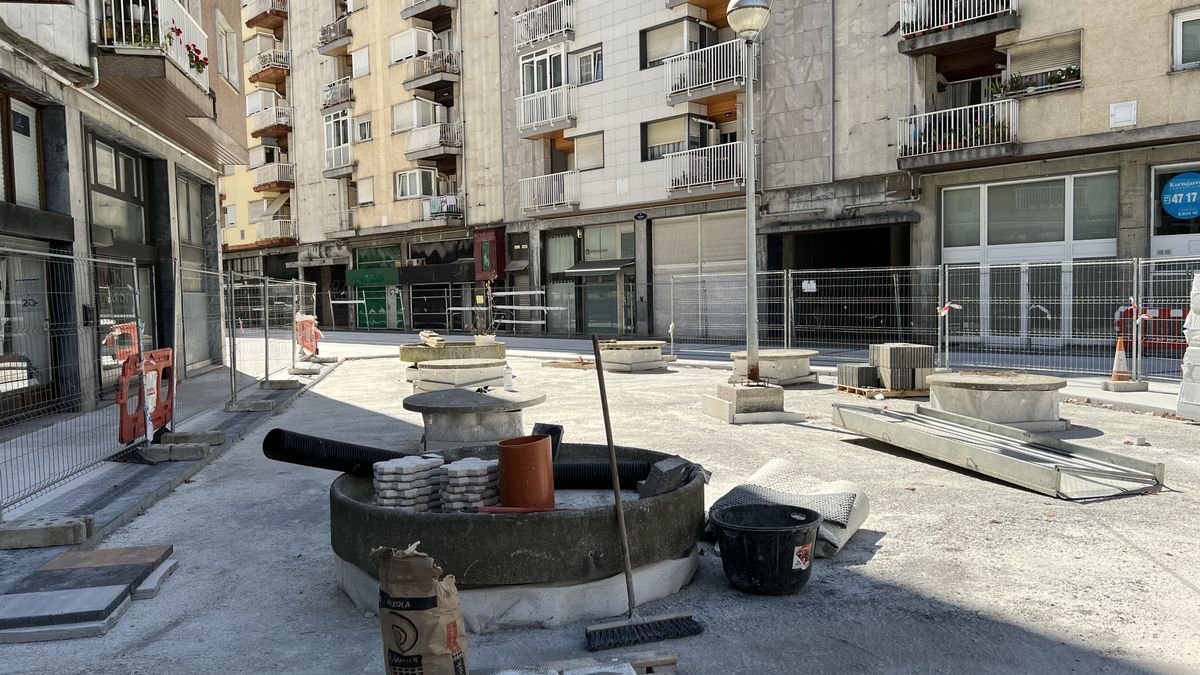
562,258 -> 635,276
505,259 -> 530,272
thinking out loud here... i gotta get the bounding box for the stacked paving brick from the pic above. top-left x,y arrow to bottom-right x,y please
838,343 -> 937,391
1179,272 -> 1200,421
441,458 -> 500,511
373,455 -> 446,512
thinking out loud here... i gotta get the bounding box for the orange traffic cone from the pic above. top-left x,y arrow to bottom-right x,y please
1110,336 -> 1131,382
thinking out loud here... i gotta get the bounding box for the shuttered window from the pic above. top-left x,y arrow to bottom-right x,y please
351,47 -> 370,78
642,21 -> 686,68
390,29 -> 433,64
1008,32 -> 1081,76
643,117 -> 687,160
392,99 -> 436,133
574,132 -> 603,170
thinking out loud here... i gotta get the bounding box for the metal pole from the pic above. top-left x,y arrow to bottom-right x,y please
262,279 -> 269,382
291,281 -> 298,369
1132,259 -> 1143,381
744,38 -> 760,381
131,261 -> 152,444
784,270 -> 793,350
227,272 -> 238,403
937,264 -> 946,369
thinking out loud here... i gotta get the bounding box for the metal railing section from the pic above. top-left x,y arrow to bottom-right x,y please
404,50 -> 462,84
254,162 -> 295,188
518,84 -> 576,130
249,48 -> 290,77
901,0 -> 1018,37
898,99 -> 1018,158
250,105 -> 293,134
319,16 -> 350,46
666,141 -> 745,191
665,40 -> 748,97
519,170 -> 579,210
512,0 -> 574,49
406,123 -> 463,153
99,0 -> 211,89
322,76 -> 353,108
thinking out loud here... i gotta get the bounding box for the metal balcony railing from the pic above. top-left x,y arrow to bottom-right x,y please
254,163 -> 295,188
249,106 -> 293,134
406,123 -> 463,153
99,0 -> 210,89
897,99 -> 1018,158
249,49 -> 290,76
664,40 -> 749,97
519,171 -> 579,210
257,218 -> 296,240
512,0 -> 574,49
322,76 -> 353,108
325,143 -> 352,170
325,210 -> 355,233
518,84 -> 576,130
403,50 -> 462,84
666,142 -> 745,191
246,0 -> 287,19
320,16 -> 351,46
901,0 -> 1018,37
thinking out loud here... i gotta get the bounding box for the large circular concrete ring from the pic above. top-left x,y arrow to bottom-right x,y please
330,443 -> 704,588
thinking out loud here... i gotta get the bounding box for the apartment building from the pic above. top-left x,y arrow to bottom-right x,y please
0,0 -> 244,412
220,0 -> 298,280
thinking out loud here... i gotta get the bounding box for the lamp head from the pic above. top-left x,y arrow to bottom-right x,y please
726,0 -> 772,41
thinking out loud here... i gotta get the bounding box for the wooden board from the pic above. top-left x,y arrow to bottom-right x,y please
541,650 -> 679,673
836,384 -> 929,399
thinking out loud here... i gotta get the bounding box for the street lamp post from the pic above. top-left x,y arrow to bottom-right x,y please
727,0 -> 771,383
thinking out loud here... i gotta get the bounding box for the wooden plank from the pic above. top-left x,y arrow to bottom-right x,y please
541,649 -> 679,672
418,330 -> 445,348
836,384 -> 928,399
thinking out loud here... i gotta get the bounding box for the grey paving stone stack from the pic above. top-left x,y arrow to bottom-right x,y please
440,458 -> 500,511
844,342 -> 937,391
373,456 -> 446,512
837,364 -> 879,388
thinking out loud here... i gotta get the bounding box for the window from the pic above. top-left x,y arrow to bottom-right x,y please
943,188 -> 981,248
351,47 -> 370,78
1073,173 -> 1119,240
393,168 -> 438,199
390,29 -> 434,64
216,11 -> 239,88
355,115 -> 372,142
1154,164 -> 1200,237
575,46 -> 603,84
246,89 -> 278,116
1006,32 -> 1082,89
574,132 -> 604,170
324,110 -> 351,168
392,99 -> 437,133
1175,8 -> 1200,69
176,176 -> 205,245
642,117 -> 687,161
87,134 -> 145,243
357,176 -> 375,205
248,144 -> 283,169
223,206 -> 236,228
520,47 -> 565,95
641,19 -> 710,69
94,140 -> 117,189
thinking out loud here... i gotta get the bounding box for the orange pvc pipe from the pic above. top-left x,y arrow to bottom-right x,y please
498,434 -> 555,509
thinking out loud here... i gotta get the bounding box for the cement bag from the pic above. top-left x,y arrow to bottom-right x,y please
373,545 -> 469,675
1179,381 -> 1200,422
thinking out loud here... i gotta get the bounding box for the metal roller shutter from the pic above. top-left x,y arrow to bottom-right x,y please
574,133 -> 603,170
644,21 -> 686,66
1009,32 -> 1081,75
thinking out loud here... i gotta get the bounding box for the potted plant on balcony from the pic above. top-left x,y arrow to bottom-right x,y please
186,43 -> 209,74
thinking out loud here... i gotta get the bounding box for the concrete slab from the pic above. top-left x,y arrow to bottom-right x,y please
160,431 -> 226,446
225,399 -> 274,412
132,557 -> 178,600
0,585 -> 129,629
288,367 -> 321,376
1101,380 -> 1150,392
40,545 -> 172,571
717,383 -> 785,414
0,517 -> 93,550
7,563 -> 154,594
260,379 -> 301,390
0,596 -> 130,644
169,443 -> 208,461
303,355 -> 339,364
602,360 -> 670,373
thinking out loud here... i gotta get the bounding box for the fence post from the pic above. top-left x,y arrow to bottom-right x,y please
784,270 -> 793,350
938,263 -> 948,369
669,277 -> 675,356
228,272 -> 238,403
1132,258 -> 1143,382
291,281 -> 298,370
131,261 -> 151,444
262,280 -> 270,382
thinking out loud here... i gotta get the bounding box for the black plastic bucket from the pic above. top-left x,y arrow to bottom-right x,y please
709,504 -> 823,595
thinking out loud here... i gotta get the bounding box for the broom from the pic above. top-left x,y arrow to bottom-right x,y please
584,335 -> 704,652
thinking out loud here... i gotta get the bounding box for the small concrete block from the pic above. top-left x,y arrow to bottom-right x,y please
445,473 -> 499,487
717,383 -> 785,414
0,596 -> 130,644
1100,380 -> 1150,392
304,355 -> 338,364
0,516 -> 93,550
374,456 -> 444,476
160,431 -> 226,446
602,360 -> 669,373
878,368 -> 916,391
139,444 -> 172,462
442,480 -> 498,494
225,399 -> 274,412
1123,436 -> 1149,447
638,457 -> 692,498
375,494 -> 441,507
41,545 -> 173,571
914,368 -> 936,389
731,410 -> 807,425
168,443 -> 208,461
0,585 -> 129,629
442,496 -> 500,510
404,366 -> 420,382
702,394 -> 735,424
288,367 -> 321,376
260,379 -> 301,390
132,558 -> 178,600
444,458 -> 499,477
375,484 -> 439,499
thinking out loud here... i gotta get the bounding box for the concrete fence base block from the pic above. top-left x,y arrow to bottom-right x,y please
0,515 -> 94,549
139,445 -> 172,463
168,443 -> 208,461
225,399 -> 274,412
304,356 -> 338,364
1006,419 -> 1071,432
288,367 -> 321,376
160,431 -> 225,446
1100,380 -> 1150,393
260,379 -> 300,390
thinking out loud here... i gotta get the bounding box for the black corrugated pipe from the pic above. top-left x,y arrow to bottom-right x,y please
262,429 -> 407,477
553,462 -> 652,491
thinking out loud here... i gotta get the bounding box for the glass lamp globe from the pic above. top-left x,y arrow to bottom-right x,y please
726,0 -> 772,40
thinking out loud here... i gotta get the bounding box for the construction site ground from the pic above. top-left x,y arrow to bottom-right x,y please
1,343 -> 1197,674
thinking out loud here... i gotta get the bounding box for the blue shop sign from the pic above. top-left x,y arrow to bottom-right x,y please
1161,172 -> 1200,220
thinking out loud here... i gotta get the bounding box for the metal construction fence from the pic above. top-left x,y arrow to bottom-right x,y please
1,250 -> 317,513
316,256 -> 1199,383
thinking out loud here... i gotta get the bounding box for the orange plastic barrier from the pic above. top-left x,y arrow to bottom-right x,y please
116,348 -> 175,444
296,314 -> 323,357
104,322 -> 140,364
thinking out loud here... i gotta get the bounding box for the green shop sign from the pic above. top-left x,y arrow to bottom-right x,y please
346,267 -> 399,286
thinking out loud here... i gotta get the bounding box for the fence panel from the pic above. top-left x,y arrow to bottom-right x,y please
1137,256 -> 1200,381
1,250 -> 146,511
175,266 -> 234,423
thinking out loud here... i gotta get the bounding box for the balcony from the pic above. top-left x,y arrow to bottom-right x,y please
245,0 -> 287,30
322,77 -> 353,111
248,49 -> 290,86
403,50 -> 462,93
257,218 -> 297,243
253,163 -> 295,193
328,197 -> 464,239
405,123 -> 463,161
512,0 -> 574,54
665,40 -> 749,106
898,0 -> 1019,56
324,210 -> 356,237
896,99 -> 1018,171
520,171 -> 579,215
518,85 -> 576,138
401,0 -> 457,22
666,142 -> 745,195
324,144 -> 353,179
249,106 -> 293,141
318,16 -> 352,56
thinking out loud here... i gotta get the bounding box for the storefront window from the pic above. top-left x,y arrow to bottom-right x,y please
357,246 -> 402,268
943,188 -> 981,247
987,179 -> 1066,245
0,254 -> 49,393
1073,173 -> 1120,240
1154,165 -> 1200,237
88,134 -> 147,244
583,226 -> 618,261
